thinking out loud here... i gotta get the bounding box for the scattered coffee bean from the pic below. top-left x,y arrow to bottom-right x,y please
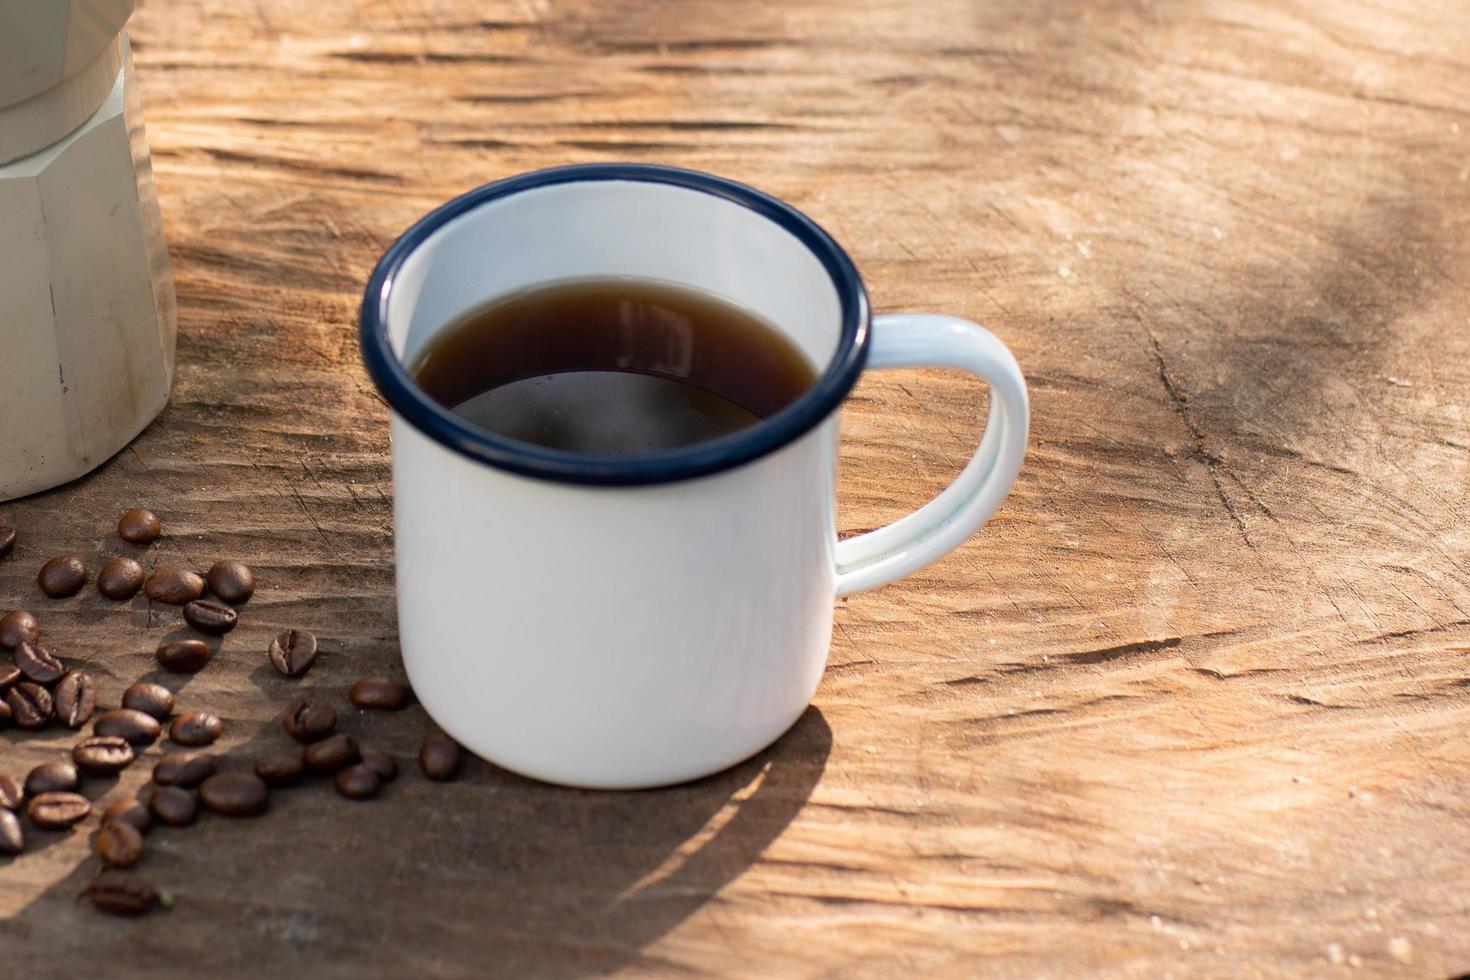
152,753 -> 217,788
0,663 -> 20,691
101,798 -> 151,835
268,629 -> 318,678
54,670 -> 97,728
348,677 -> 411,711
304,734 -> 359,774
7,682 -> 52,729
334,764 -> 380,800
199,772 -> 269,817
25,761 -> 78,796
97,557 -> 146,600
182,599 -> 238,635
148,786 -> 197,826
121,681 -> 174,720
0,518 -> 14,559
419,736 -> 461,782
206,560 -> 255,605
13,640 -> 64,685
87,873 -> 160,915
282,701 -> 335,743
0,808 -> 22,855
359,747 -> 397,783
0,774 -> 21,810
143,567 -> 205,605
28,791 -> 90,829
94,708 -> 162,745
37,555 -> 87,598
0,610 -> 38,649
0,700 -> 9,728
169,709 -> 222,747
254,752 -> 306,788
94,821 -> 144,867
73,735 -> 135,776
156,638 -> 212,673
117,508 -> 162,544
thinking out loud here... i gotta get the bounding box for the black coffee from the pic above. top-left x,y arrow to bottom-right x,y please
410,278 -> 817,455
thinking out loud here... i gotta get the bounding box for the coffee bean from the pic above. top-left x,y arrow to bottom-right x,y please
152,753 -> 216,788
348,677 -> 411,711
359,747 -> 397,783
117,508 -> 162,544
198,772 -> 269,817
54,670 -> 96,728
419,736 -> 461,782
7,682 -> 51,729
37,555 -> 87,598
101,798 -> 151,835
0,610 -> 38,649
206,560 -> 255,605
169,709 -> 222,747
73,735 -> 135,776
268,629 -> 318,678
26,761 -> 78,796
28,791 -> 90,829
304,734 -> 358,774
0,663 -> 20,691
13,640 -> 64,685
254,752 -> 305,788
0,808 -> 22,855
0,699 -> 10,728
94,821 -> 144,867
121,681 -> 174,720
97,557 -> 145,600
148,786 -> 196,826
182,599 -> 238,635
0,518 -> 14,559
334,764 -> 380,800
87,873 -> 160,915
156,638 -> 212,673
281,700 -> 335,743
0,774 -> 21,810
94,708 -> 162,745
143,567 -> 205,605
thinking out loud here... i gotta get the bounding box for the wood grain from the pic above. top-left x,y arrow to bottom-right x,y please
2,0 -> 1469,975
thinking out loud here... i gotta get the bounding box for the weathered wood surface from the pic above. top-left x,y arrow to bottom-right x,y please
3,0 -> 1469,975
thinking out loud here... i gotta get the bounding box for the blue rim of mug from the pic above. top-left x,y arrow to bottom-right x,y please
359,163 -> 871,486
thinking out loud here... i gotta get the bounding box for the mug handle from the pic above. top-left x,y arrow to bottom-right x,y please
834,313 -> 1029,596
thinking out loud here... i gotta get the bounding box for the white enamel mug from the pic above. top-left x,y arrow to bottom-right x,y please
361,165 -> 1028,789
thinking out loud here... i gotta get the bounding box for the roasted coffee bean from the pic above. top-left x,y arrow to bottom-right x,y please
254,752 -> 305,788
117,508 -> 162,544
359,747 -> 397,783
348,677 -> 411,711
206,560 -> 255,605
121,681 -> 174,720
0,610 -> 38,649
304,734 -> 358,774
282,700 -> 335,743
54,670 -> 96,728
14,640 -> 64,685
419,736 -> 461,782
182,599 -> 237,635
7,682 -> 51,729
268,629 -> 318,678
0,518 -> 14,559
0,699 -> 10,728
94,708 -> 161,745
87,873 -> 160,916
97,557 -> 145,600
101,798 -> 151,835
28,791 -> 90,829
25,761 -> 78,796
37,555 -> 87,598
94,821 -> 144,867
148,786 -> 196,826
0,774 -> 21,810
143,567 -> 205,605
73,736 -> 135,776
0,808 -> 22,855
152,753 -> 216,788
169,709 -> 222,747
155,638 -> 212,673
198,772 -> 269,817
0,663 -> 20,691
334,764 -> 380,800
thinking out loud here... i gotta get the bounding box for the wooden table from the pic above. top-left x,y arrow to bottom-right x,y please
4,0 -> 1469,975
